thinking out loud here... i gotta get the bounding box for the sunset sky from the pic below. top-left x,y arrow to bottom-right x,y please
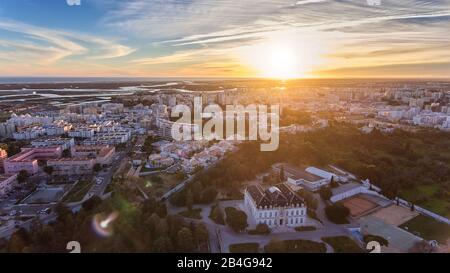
0,0 -> 449,78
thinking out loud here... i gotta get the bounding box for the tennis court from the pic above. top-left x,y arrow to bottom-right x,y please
341,195 -> 379,218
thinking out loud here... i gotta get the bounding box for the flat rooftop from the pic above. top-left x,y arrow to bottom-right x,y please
280,164 -> 323,182
332,182 -> 362,195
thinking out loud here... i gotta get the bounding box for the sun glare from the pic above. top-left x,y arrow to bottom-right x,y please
264,45 -> 298,79
237,31 -> 328,79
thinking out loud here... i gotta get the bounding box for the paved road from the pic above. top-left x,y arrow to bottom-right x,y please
82,151 -> 126,200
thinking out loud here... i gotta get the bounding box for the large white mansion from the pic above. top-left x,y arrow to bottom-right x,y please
244,183 -> 307,228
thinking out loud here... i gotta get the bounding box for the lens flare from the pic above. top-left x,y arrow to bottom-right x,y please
92,211 -> 119,237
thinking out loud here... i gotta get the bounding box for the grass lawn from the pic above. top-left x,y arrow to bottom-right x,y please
229,243 -> 260,253
62,180 -> 93,202
138,173 -> 183,196
399,215 -> 450,243
209,204 -> 225,225
295,226 -> 317,232
400,184 -> 450,217
322,236 -> 364,253
265,239 -> 326,253
178,208 -> 202,220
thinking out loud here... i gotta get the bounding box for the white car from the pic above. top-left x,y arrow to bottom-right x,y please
39,208 -> 51,214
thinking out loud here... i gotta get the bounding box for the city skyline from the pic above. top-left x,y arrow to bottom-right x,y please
0,0 -> 449,78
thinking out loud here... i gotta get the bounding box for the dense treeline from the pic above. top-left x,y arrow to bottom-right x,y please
280,108 -> 312,126
0,193 -> 208,253
2,123 -> 449,252
171,122 -> 450,214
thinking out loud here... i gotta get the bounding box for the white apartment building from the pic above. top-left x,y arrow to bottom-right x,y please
82,131 -> 130,145
68,127 -> 95,138
101,103 -> 124,114
377,109 -> 405,121
157,118 -> 200,140
0,173 -> 17,197
7,114 -> 53,127
244,183 -> 307,228
0,122 -> 16,138
13,127 -> 45,140
42,122 -> 71,136
31,138 -> 75,150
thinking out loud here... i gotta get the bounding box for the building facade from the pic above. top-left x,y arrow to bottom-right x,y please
0,148 -> 7,173
71,145 -> 115,165
244,183 -> 307,228
31,137 -> 75,150
47,158 -> 95,175
156,118 -> 200,140
4,146 -> 62,175
0,173 -> 17,197
274,164 -> 331,192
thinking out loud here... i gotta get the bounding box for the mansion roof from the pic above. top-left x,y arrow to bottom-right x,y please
247,183 -> 304,209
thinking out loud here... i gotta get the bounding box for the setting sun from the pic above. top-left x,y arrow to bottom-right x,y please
237,32 -> 328,79
264,45 -> 299,79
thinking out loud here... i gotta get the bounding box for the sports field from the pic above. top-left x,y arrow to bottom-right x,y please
341,195 -> 379,218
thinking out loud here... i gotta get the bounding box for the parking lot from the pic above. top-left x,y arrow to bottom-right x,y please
21,187 -> 65,204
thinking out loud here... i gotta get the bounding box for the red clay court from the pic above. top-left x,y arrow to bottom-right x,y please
341,195 -> 379,218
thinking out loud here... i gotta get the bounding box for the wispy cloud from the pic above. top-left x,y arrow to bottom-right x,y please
294,0 -> 327,6
1,0 -> 450,77
0,20 -> 134,63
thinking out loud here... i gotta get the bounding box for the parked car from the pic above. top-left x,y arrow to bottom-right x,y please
95,177 -> 104,185
39,208 -> 51,214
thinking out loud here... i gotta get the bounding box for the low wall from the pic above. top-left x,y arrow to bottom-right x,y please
396,198 -> 450,225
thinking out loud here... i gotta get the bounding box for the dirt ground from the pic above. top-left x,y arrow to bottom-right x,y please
370,204 -> 419,226
342,195 -> 379,218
